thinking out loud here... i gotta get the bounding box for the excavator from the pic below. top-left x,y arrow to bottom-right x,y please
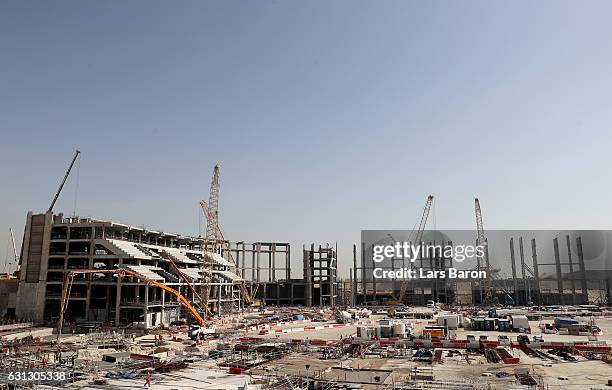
55,268 -> 208,343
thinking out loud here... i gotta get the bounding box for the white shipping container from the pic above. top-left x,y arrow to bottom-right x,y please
437,315 -> 460,329
510,315 -> 530,330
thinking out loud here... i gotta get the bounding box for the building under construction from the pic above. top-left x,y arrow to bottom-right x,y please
12,211 -> 611,329
4,153 -> 611,328
15,212 -> 244,326
352,233 -> 610,308
11,211 -> 341,327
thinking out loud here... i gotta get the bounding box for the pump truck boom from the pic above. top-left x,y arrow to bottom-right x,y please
56,268 -> 207,342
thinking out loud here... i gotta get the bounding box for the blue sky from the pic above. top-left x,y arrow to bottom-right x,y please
1,1 -> 612,276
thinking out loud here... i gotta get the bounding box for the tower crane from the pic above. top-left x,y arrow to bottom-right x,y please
206,164 -> 220,243
199,164 -> 225,312
396,195 -> 434,304
475,198 -> 495,304
56,268 -> 207,342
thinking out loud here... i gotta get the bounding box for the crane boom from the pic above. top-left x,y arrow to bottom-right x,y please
48,150 -> 80,213
56,268 -> 206,342
475,198 -> 494,304
9,228 -> 18,263
397,195 -> 434,303
160,250 -> 209,315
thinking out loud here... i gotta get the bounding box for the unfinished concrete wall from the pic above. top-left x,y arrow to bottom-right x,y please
0,279 -> 18,317
16,212 -> 53,323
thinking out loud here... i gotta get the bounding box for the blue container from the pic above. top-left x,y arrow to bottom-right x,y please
554,317 -> 578,328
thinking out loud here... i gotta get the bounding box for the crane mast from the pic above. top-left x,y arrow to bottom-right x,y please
205,164 -> 220,245
397,195 -> 434,303
200,165 -> 223,313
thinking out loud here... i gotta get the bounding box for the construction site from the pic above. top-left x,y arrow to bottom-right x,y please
0,152 -> 611,389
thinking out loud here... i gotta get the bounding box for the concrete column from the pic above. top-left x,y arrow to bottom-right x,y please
530,239 -> 540,306
304,245 -> 312,307
286,245 -> 291,280
114,257 -> 123,325
161,289 -> 166,324
553,238 -> 564,302
352,244 -> 358,306
85,283 -> 92,321
576,236 -> 588,304
565,235 -> 577,305
361,242 -> 366,304
242,243 -> 247,279
271,244 -> 276,281
106,285 -> 111,319
251,244 -> 256,282
144,285 -> 149,327
218,284 -> 222,315
256,244 -> 261,282
115,283 -> 121,326
267,246 -> 274,281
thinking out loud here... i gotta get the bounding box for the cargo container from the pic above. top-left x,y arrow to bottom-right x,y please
423,325 -> 447,338
554,317 -> 579,329
510,315 -> 530,331
437,315 -> 460,329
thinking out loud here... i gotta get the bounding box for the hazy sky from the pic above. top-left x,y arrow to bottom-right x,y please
2,1 -> 612,276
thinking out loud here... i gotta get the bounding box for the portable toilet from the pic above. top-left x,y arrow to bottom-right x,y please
393,322 -> 406,337
375,326 -> 382,338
